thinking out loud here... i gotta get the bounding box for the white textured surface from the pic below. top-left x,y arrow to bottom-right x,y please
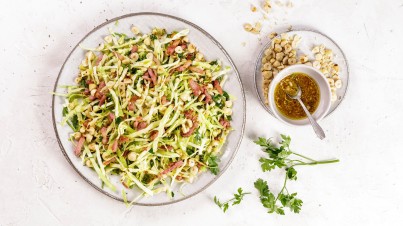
1,0 -> 402,225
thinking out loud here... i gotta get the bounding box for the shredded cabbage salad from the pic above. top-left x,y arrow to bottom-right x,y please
59,27 -> 234,199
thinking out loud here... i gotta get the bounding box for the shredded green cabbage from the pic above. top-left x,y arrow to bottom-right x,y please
60,27 -> 234,199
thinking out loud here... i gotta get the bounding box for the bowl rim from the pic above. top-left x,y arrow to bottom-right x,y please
51,12 -> 246,206
268,64 -> 332,126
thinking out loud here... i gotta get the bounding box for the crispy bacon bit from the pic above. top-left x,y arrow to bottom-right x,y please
161,95 -> 167,105
111,140 -> 118,152
189,66 -> 205,74
186,53 -> 194,60
202,86 -> 212,104
100,127 -> 108,144
166,46 -> 176,55
189,79 -> 201,96
115,52 -> 125,61
150,131 -> 159,141
98,81 -> 106,90
98,94 -> 106,106
219,117 -> 231,129
108,113 -> 115,123
142,74 -> 152,82
122,181 -> 129,189
213,80 -> 223,94
159,160 -> 184,177
180,44 -> 187,49
131,45 -> 138,53
127,103 -> 134,111
182,110 -> 199,137
89,95 -> 95,101
166,39 -> 181,55
153,57 -> 161,65
86,80 -> 94,85
176,176 -> 183,181
137,121 -> 148,130
74,137 -> 85,156
119,136 -> 129,143
122,150 -> 129,157
177,60 -> 192,72
96,54 -> 103,66
147,68 -> 157,85
161,145 -> 173,151
103,157 -> 116,166
83,120 -> 89,128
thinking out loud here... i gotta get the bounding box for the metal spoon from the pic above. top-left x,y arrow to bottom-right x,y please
285,83 -> 326,140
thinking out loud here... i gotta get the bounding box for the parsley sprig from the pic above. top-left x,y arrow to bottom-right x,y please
254,134 -> 339,215
214,188 -> 251,213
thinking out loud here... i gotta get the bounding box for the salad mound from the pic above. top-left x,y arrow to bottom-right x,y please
60,27 -> 234,198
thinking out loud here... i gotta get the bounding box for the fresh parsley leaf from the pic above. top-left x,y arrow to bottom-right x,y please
286,167 -> 297,180
214,187 -> 251,213
254,135 -> 339,215
150,34 -> 157,40
71,115 -> 79,131
207,155 -> 220,175
62,107 -> 68,117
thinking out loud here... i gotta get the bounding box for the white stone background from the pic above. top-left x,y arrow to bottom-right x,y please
1,0 -> 402,225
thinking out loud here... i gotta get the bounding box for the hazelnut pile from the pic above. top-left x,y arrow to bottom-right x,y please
261,33 -> 343,105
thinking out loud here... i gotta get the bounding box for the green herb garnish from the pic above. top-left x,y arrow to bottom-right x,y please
214,188 -> 251,213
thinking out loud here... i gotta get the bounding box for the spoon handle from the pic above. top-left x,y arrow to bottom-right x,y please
296,98 -> 326,140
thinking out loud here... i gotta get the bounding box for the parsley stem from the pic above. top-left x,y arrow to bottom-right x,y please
275,176 -> 288,202
292,159 -> 339,166
221,192 -> 252,205
291,152 -> 317,162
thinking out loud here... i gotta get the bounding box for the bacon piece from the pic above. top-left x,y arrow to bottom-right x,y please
219,117 -> 231,129
131,45 -> 138,53
177,60 -> 192,72
147,68 -> 157,86
161,95 -> 167,105
166,39 -> 181,55
202,86 -> 212,104
161,145 -> 173,151
98,94 -> 106,106
115,52 -> 125,61
74,137 -> 85,156
96,54 -> 103,66
111,140 -> 118,152
86,80 -> 94,85
103,157 -> 116,166
122,181 -> 129,189
150,131 -> 159,141
180,44 -> 187,49
108,113 -> 115,123
182,122 -> 199,137
98,81 -> 106,90
182,110 -> 199,137
83,88 -> 90,95
137,121 -> 147,130
89,95 -> 95,101
166,46 -> 176,55
186,53 -> 194,60
119,136 -> 129,143
100,127 -> 108,144
159,160 -> 184,177
189,66 -> 205,74
189,79 -> 201,96
213,80 -> 223,94
142,72 -> 152,82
